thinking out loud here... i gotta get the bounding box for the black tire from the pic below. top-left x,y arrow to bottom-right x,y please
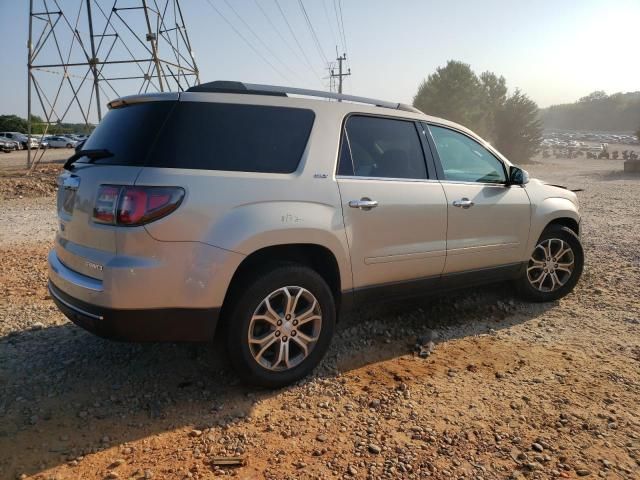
517,225 -> 584,302
225,264 -> 336,388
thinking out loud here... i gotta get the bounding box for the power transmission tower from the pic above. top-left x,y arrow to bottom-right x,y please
26,0 -> 200,169
329,53 -> 350,95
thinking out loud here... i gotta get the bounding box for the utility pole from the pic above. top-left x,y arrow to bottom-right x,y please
330,53 -> 350,95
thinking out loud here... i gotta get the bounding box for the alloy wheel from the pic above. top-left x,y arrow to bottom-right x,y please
247,286 -> 322,371
527,238 -> 575,292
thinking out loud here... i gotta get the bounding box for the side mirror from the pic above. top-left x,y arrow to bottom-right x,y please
509,166 -> 529,185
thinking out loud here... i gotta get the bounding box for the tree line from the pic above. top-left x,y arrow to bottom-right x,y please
0,114 -> 94,135
540,90 -> 640,133
413,60 -> 542,162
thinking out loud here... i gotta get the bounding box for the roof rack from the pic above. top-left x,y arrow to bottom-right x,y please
186,81 -> 422,114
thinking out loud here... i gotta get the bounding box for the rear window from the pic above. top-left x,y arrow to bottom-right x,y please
80,102 -> 175,166
150,102 -> 315,173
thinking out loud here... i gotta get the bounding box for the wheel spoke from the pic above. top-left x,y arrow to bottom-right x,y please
297,299 -> 318,321
274,340 -> 290,369
291,335 -> 309,356
253,333 -> 278,362
264,296 -> 281,322
551,271 -> 563,287
295,330 -> 319,345
556,262 -> 573,273
285,287 -> 304,317
296,314 -> 321,327
252,313 -> 279,327
533,271 -> 548,287
555,247 -> 572,261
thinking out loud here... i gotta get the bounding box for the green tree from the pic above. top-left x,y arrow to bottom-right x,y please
0,115 -> 28,133
413,61 -> 542,161
413,60 -> 486,133
494,89 -> 543,162
479,71 -> 507,142
578,90 -> 608,103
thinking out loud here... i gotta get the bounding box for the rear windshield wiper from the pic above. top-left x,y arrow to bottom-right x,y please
63,149 -> 114,170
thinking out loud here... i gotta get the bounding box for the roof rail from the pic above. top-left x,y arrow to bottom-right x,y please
186,81 -> 422,114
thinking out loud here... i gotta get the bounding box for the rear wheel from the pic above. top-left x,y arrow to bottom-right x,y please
518,225 -> 583,302
225,264 -> 336,387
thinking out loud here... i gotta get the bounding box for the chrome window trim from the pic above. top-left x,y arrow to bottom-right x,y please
437,179 -> 511,187
335,175 -> 440,183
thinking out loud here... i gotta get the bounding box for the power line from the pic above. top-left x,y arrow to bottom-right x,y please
203,0 -> 288,82
297,0 -> 329,65
333,0 -> 348,52
273,0 -> 323,83
221,0 -> 302,82
253,0 -> 322,85
337,0 -> 348,54
322,0 -> 340,51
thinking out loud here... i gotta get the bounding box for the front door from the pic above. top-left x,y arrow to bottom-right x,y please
336,115 -> 448,292
427,124 -> 531,273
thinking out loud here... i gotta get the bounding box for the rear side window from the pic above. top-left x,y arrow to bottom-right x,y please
337,115 -> 427,179
81,102 -> 175,166
151,102 -> 315,173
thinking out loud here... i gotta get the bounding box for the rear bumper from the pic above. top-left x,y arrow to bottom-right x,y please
49,281 -> 219,342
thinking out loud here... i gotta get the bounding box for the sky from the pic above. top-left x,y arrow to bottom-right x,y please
1,0 -> 639,123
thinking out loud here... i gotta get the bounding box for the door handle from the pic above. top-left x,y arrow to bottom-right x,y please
349,198 -> 378,211
452,198 -> 474,209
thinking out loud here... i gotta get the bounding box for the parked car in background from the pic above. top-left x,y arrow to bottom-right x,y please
0,135 -> 20,152
0,131 -> 39,149
45,136 -> 78,148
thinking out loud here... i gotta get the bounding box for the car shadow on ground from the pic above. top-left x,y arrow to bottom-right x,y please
0,282 -> 555,477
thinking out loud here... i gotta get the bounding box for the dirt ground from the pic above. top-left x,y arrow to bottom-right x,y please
0,152 -> 638,480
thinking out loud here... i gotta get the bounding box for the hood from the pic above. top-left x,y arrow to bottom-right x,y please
528,178 -> 579,207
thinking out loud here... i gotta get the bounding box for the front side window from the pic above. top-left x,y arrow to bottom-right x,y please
429,125 -> 506,183
338,115 -> 427,179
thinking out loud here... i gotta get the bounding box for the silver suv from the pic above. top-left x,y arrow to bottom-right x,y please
48,81 -> 583,387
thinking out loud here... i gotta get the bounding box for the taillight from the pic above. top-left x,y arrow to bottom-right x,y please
93,185 -> 184,226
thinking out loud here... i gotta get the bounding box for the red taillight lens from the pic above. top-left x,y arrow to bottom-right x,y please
92,185 -> 184,226
93,185 -> 120,224
117,188 -> 148,225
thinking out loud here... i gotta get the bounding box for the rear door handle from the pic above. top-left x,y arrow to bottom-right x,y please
452,198 -> 474,209
349,198 -> 378,211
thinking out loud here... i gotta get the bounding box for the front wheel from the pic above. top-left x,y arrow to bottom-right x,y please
225,264 -> 336,387
517,225 -> 584,302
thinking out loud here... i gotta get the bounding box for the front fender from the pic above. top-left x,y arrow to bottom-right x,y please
527,197 -> 580,254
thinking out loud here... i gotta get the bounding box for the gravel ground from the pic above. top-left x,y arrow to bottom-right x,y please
0,155 -> 638,480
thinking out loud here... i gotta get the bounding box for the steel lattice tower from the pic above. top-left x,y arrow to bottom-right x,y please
27,0 -> 200,167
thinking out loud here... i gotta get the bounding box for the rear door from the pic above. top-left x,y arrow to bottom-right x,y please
336,115 -> 448,294
426,124 -> 531,273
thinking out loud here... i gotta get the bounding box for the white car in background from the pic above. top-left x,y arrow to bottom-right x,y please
45,136 -> 78,148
